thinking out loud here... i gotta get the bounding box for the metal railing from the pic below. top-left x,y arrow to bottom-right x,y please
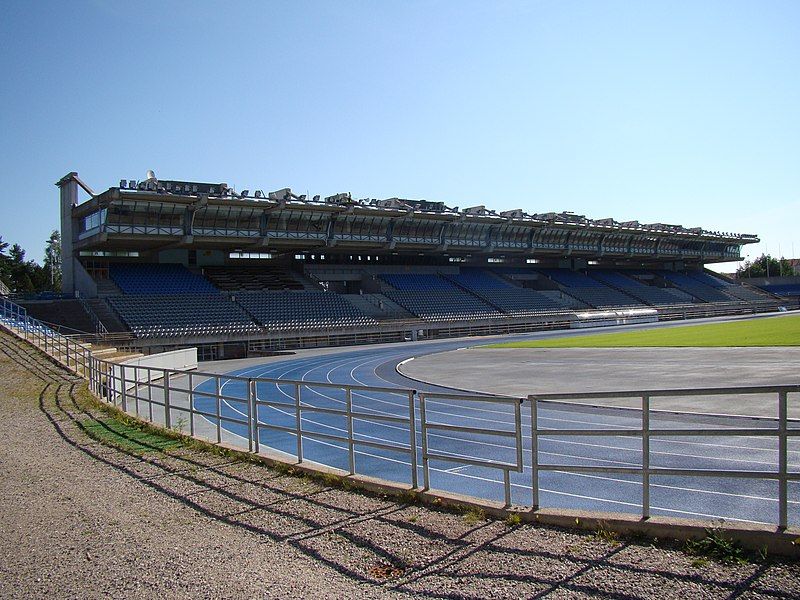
529,388 -> 799,529
1,298 -> 797,526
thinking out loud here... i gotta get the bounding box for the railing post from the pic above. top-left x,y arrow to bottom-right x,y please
133,366 -> 140,416
642,394 -> 650,520
249,379 -> 258,454
120,365 -> 128,413
408,391 -> 418,489
503,469 -> 511,508
215,376 -> 222,444
529,395 -> 539,510
294,383 -> 303,462
346,387 -> 355,475
188,372 -> 195,437
420,394 -> 430,491
164,370 -> 171,429
778,390 -> 788,530
147,368 -> 154,422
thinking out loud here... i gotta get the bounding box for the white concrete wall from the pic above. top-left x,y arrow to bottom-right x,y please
117,347 -> 198,388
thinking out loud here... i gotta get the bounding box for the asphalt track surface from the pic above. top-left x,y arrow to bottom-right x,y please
193,317 -> 799,527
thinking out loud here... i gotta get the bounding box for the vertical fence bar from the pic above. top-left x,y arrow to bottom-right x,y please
120,365 -> 128,413
244,378 -> 254,452
250,379 -> 259,454
529,396 -> 539,510
503,469 -> 511,508
408,391 -> 418,489
188,372 -> 195,437
778,391 -> 788,530
215,376 -> 222,444
134,366 -> 140,416
420,394 -> 430,491
294,383 -> 303,462
148,368 -> 154,422
164,370 -> 171,429
346,387 -> 355,475
642,394 -> 651,520
514,399 -> 523,472
145,367 -> 152,420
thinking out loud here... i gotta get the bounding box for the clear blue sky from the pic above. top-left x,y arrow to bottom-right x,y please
1,0 -> 798,271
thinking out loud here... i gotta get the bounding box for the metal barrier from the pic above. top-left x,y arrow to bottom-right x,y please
529,388 -> 799,529
1,298 -> 797,525
419,392 -> 523,507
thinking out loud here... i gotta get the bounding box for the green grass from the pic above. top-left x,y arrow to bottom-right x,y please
487,315 -> 800,348
80,418 -> 185,454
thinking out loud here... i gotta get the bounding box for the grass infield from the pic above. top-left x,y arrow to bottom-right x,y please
487,314 -> 800,348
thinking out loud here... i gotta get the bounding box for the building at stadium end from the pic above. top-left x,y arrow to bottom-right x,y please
53,171 -> 789,358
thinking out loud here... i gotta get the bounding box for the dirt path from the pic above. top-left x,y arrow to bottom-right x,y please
0,330 -> 798,599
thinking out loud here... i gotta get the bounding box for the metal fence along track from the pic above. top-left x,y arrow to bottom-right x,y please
1,298 -> 797,527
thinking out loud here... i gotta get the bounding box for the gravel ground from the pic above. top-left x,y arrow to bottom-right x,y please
0,330 -> 798,599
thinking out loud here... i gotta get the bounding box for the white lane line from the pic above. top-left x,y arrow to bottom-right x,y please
201,350 -> 797,515
215,388 -> 799,508
218,353 -> 793,458
211,354 -> 795,470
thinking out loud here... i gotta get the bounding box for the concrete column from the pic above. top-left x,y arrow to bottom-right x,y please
56,172 -> 78,296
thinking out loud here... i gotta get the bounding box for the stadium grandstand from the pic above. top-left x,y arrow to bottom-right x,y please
28,171 -> 793,359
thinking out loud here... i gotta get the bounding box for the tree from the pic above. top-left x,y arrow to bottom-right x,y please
0,236 -> 10,290
43,230 -> 62,291
9,244 -> 32,292
736,254 -> 792,278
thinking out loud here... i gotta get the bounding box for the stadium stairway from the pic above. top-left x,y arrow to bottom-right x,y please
690,270 -> 778,303
342,293 -> 415,320
537,289 -> 588,309
538,269 -> 644,309
658,271 -> 741,304
588,270 -> 692,307
443,268 -> 571,314
96,278 -> 123,298
86,298 -> 131,333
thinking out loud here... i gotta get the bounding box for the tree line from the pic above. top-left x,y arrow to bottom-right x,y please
0,232 -> 62,294
735,253 -> 795,279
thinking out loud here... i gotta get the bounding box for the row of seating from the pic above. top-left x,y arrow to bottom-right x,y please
100,265 -> 783,337
590,270 -> 691,306
110,264 -> 218,295
107,294 -> 261,338
759,284 -> 800,297
234,291 -> 379,331
379,273 -> 459,291
384,290 -> 502,322
203,265 -> 304,291
658,272 -> 737,303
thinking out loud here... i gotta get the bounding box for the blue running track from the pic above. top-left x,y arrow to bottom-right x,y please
193,336 -> 799,526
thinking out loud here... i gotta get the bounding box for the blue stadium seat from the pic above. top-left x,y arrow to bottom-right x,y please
110,263 -> 218,295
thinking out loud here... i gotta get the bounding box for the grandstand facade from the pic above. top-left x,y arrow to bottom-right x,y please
52,171 -> 786,358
